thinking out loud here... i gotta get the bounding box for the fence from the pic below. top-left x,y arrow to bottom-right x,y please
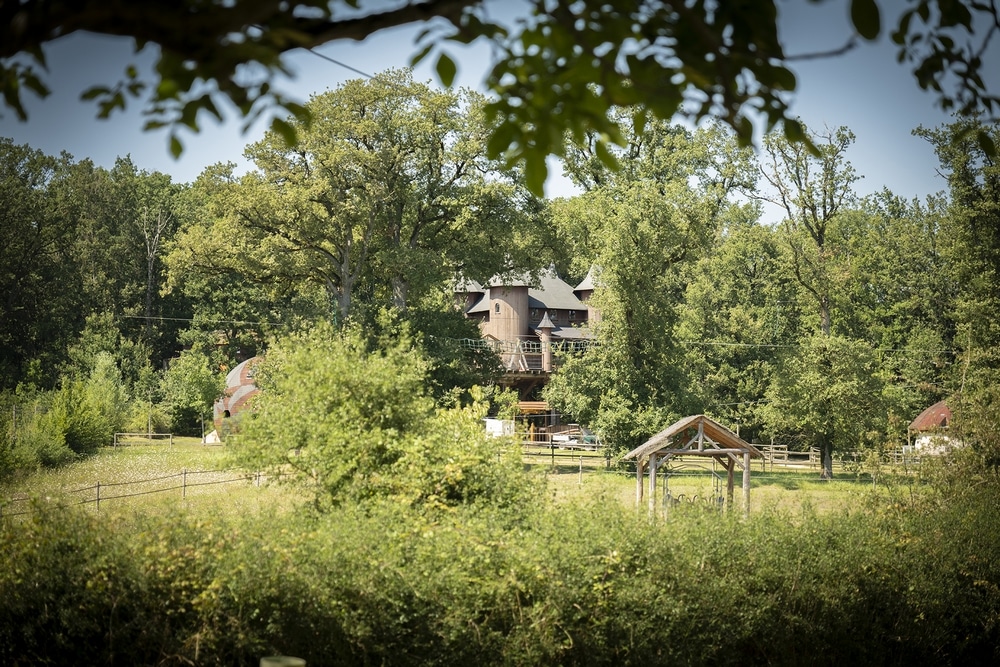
0,468 -> 275,519
113,432 -> 174,447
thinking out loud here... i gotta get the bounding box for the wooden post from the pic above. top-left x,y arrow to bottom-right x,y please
648,454 -> 658,514
726,458 -> 734,509
96,481 -> 101,512
182,469 -> 187,499
743,451 -> 751,517
636,458 -> 645,506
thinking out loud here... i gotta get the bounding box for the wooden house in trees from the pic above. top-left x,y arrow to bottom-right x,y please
454,265 -> 598,399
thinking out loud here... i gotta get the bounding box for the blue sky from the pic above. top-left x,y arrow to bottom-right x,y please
1,1 -> 995,222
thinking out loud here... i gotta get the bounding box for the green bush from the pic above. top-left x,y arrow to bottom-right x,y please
235,323 -> 540,513
3,486 -> 1000,665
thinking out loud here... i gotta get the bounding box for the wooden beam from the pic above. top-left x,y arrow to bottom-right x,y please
648,454 -> 658,515
742,451 -> 751,517
726,457 -> 735,509
656,448 -> 751,456
636,458 -> 645,506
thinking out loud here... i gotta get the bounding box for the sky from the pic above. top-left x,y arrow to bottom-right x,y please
1,1 -> 996,224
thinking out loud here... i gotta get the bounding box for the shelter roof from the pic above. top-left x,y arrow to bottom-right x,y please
536,311 -> 555,329
909,400 -> 952,432
529,265 -> 587,311
623,414 -> 763,461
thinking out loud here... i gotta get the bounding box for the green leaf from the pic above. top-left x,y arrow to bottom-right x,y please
851,0 -> 881,40
410,43 -> 434,68
486,121 -> 517,160
523,150 -> 547,197
436,53 -> 458,88
977,129 -> 997,159
81,86 -> 110,101
169,134 -> 183,158
783,118 -> 805,143
271,117 -> 298,147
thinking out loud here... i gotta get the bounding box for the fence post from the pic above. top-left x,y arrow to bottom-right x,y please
579,456 -> 583,486
182,469 -> 187,499
96,481 -> 101,512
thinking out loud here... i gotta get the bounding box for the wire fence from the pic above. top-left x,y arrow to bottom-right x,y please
0,468 -> 277,519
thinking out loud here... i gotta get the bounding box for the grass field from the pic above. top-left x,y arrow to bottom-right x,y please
2,440 -> 919,519
0,438 -> 301,519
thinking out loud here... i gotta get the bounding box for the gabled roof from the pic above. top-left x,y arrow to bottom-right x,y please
464,265 -> 587,313
623,414 -> 763,461
909,400 -> 952,432
529,265 -> 587,311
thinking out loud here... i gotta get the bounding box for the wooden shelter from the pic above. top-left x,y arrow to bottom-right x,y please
623,415 -> 763,516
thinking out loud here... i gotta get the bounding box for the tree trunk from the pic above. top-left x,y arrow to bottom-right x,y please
391,275 -> 408,311
819,294 -> 831,337
820,439 -> 834,479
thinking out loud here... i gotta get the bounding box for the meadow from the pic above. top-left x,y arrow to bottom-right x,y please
0,440 -> 898,520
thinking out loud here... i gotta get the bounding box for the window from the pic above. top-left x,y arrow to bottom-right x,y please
568,309 -> 577,321
494,302 -> 501,314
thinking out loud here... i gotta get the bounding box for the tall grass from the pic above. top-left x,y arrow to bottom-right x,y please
3,446 -> 995,665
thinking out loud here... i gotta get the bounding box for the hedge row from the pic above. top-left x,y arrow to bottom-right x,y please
2,487 -> 999,666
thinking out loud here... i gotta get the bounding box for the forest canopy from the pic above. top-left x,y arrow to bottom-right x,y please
2,0 -> 998,193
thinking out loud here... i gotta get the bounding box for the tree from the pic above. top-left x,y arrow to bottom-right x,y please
168,70 -> 545,324
760,334 -> 887,479
544,122 -> 750,452
676,216 -> 803,443
0,139 -> 83,387
3,1 -> 997,193
160,349 -> 225,436
916,119 -> 1000,460
830,190 -> 957,435
758,125 -> 860,337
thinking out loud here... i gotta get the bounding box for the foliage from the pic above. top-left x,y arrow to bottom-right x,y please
160,349 -> 225,437
233,322 -> 536,511
4,2 -> 999,193
5,481 -> 1000,665
166,70 -> 547,323
760,334 -> 887,478
372,300 -> 503,404
758,124 -> 861,336
677,217 -> 801,443
0,139 -> 79,387
545,123 -> 750,453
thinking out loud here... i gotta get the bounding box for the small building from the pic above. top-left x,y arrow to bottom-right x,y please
908,400 -> 959,454
212,356 -> 262,435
